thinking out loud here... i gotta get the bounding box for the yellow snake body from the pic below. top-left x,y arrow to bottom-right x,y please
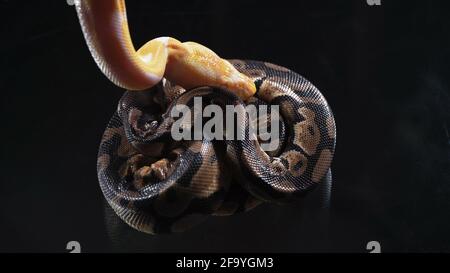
74,0 -> 256,99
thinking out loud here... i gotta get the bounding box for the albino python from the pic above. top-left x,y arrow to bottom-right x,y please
73,0 -> 336,234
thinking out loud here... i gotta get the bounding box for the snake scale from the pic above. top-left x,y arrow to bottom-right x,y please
72,0 -> 336,234
97,60 -> 336,234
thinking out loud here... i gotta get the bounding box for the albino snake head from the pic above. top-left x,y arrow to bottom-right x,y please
74,0 -> 256,100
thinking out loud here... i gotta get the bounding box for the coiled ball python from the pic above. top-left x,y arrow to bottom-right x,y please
74,0 -> 336,234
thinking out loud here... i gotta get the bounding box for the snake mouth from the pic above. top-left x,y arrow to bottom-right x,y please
120,150 -> 181,190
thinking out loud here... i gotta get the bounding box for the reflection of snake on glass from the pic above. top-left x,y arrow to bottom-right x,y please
73,0 -> 336,234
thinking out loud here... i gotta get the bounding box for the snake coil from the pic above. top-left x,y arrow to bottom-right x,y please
97,60 -> 336,234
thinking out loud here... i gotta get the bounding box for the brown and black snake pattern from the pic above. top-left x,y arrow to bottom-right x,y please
97,60 -> 336,234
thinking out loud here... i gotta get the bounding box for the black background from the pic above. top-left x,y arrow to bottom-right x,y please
1,0 -> 449,252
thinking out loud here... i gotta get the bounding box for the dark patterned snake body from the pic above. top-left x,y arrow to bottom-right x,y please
97,60 -> 336,234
